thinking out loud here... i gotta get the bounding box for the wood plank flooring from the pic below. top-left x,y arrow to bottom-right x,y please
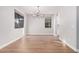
0,35 -> 76,53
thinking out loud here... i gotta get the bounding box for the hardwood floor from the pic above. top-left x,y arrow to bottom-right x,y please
0,35 -> 76,53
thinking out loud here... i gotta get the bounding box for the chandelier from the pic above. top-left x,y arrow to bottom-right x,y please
33,6 -> 41,16
32,6 -> 54,17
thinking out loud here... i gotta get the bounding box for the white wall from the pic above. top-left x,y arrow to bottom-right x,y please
0,6 -> 26,48
58,6 -> 77,51
27,15 -> 54,35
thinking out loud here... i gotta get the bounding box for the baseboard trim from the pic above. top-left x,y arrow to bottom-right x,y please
26,35 -> 54,36
26,34 -> 54,36
0,37 -> 22,49
26,34 -> 53,36
59,36 -> 77,52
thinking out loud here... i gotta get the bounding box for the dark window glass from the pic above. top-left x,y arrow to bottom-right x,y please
15,12 -> 24,28
45,17 -> 51,28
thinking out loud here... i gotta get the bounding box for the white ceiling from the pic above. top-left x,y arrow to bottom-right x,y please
19,6 -> 58,15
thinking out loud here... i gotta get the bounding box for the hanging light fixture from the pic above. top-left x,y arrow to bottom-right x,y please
33,6 -> 41,16
36,6 -> 40,16
32,6 -> 53,17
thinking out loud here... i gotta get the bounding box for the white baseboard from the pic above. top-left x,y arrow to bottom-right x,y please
59,36 -> 77,52
0,37 -> 22,49
27,33 -> 53,36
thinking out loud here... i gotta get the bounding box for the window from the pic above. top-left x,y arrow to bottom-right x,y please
45,17 -> 51,28
15,12 -> 24,28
